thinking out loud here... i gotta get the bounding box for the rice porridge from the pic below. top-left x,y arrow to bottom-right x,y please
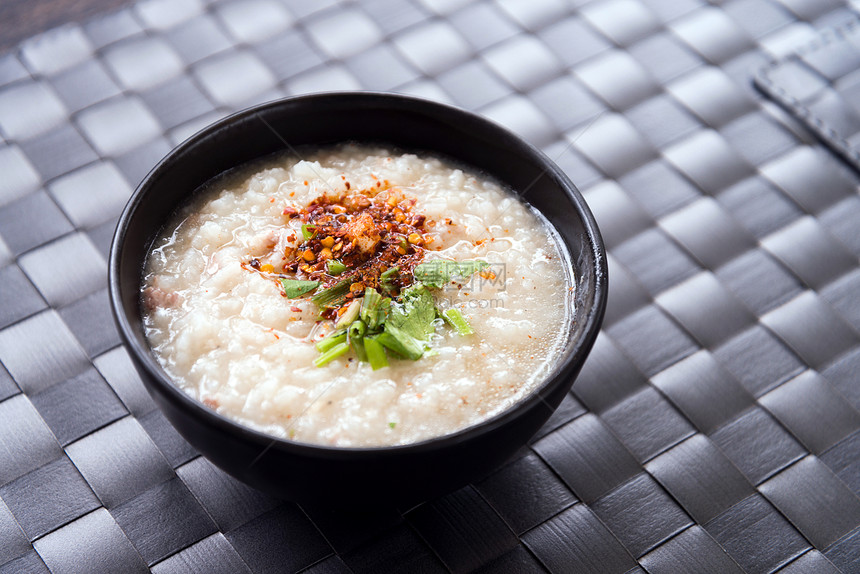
142,145 -> 573,447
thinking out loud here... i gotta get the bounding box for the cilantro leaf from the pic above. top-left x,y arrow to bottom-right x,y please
377,325 -> 424,360
387,283 -> 436,340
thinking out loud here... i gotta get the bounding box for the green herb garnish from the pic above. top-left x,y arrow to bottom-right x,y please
311,277 -> 355,308
351,336 -> 367,362
313,341 -> 350,367
387,284 -> 436,341
335,300 -> 361,329
388,422 -> 396,429
278,250 -> 487,367
364,336 -> 389,370
348,318 -> 366,339
305,275 -> 483,367
281,279 -> 320,298
360,288 -> 388,330
379,266 -> 399,295
326,259 -> 347,275
349,320 -> 368,362
377,325 -> 424,360
315,329 -> 347,353
442,308 -> 474,336
413,260 -> 489,289
301,224 -> 317,241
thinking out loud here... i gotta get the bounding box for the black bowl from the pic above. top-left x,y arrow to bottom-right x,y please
109,92 -> 607,508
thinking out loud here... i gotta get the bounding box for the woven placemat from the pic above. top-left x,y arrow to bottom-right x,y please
2,0 -> 860,572
756,15 -> 860,173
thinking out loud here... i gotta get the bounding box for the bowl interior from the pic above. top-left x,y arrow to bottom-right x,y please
110,92 -> 606,500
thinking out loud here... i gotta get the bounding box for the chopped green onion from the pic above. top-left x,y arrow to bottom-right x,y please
313,341 -> 349,367
380,266 -> 399,295
348,319 -> 368,361
335,300 -> 361,329
326,259 -> 347,275
442,308 -> 474,336
311,277 -> 355,308
280,279 -> 320,298
388,422 -> 396,429
351,335 -> 368,362
377,325 -> 424,360
301,224 -> 317,241
315,330 -> 346,353
364,336 -> 389,370
360,288 -> 389,329
348,319 -> 366,339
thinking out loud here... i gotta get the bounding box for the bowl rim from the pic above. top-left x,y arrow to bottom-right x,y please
109,91 -> 607,459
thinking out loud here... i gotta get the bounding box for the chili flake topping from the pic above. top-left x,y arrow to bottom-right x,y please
243,180 -> 487,369
282,186 -> 429,313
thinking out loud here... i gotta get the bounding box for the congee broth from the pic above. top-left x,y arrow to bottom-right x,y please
142,144 -> 574,447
